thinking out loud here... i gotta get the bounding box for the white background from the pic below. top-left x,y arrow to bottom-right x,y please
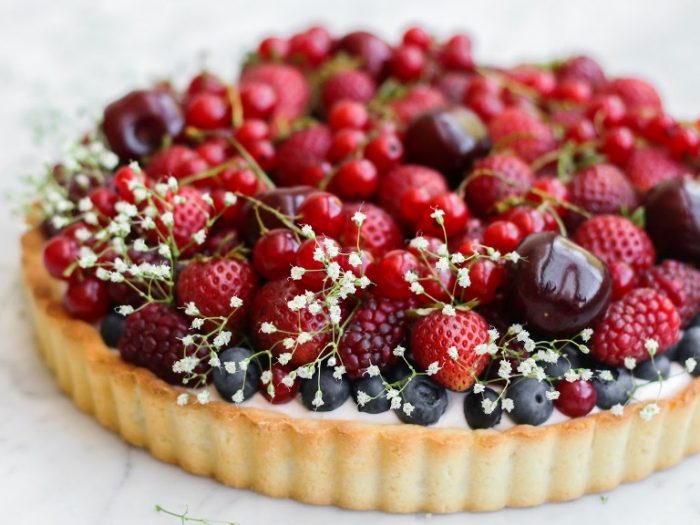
1,0 -> 699,523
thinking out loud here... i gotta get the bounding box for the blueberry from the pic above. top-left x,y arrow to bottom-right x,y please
301,367 -> 351,412
690,313 -> 700,328
664,340 -> 680,362
507,378 -> 554,426
212,347 -> 260,402
395,376 -> 448,426
464,387 -> 502,429
676,327 -> 700,377
592,367 -> 633,409
100,311 -> 126,348
540,344 -> 584,380
352,375 -> 391,414
633,355 -> 671,381
384,360 -> 414,383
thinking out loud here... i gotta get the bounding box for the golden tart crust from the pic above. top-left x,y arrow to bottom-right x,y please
21,228 -> 700,513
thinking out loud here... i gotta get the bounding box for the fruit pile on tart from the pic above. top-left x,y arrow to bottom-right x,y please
34,25 -> 700,429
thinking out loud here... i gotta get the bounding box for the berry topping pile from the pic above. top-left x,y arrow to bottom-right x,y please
31,25 -> 700,429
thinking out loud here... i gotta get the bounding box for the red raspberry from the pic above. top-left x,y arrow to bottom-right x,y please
625,148 -> 689,193
239,63 -> 310,120
376,165 -> 448,228
604,77 -> 662,112
176,257 -> 259,333
251,280 -> 336,366
567,164 -> 636,221
464,154 -> 535,217
411,310 -> 490,392
118,303 -> 210,386
338,295 -> 414,379
590,288 -> 681,367
556,55 -> 606,91
274,126 -> 332,187
321,70 -> 376,113
573,215 -> 655,272
640,260 -> 700,325
488,107 -> 557,164
389,85 -> 447,124
339,203 -> 403,258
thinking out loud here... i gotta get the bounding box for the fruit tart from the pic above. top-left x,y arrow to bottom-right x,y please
21,25 -> 700,513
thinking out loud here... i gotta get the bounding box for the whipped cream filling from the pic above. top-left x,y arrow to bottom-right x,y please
202,362 -> 693,430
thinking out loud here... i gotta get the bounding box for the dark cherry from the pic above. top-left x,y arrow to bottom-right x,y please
63,277 -> 110,322
645,178 -> 700,265
252,228 -> 300,280
240,185 -> 315,244
510,232 -> 612,337
404,107 -> 490,186
334,31 -> 392,80
103,89 -> 184,161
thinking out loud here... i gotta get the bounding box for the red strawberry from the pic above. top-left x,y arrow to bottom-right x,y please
556,55 -> 607,91
567,164 -> 636,220
339,203 -> 403,258
154,186 -> 211,254
640,260 -> 700,325
337,295 -> 414,379
411,310 -> 490,391
625,147 -> 689,193
334,31 -> 392,80
176,257 -> 259,333
590,287 -> 680,366
321,70 -> 376,112
463,154 -> 535,217
488,107 -> 557,164
240,63 -> 310,120
376,164 -> 448,228
604,77 -> 662,112
251,279 -> 337,366
274,126 -> 332,187
390,85 -> 447,124
118,303 -> 210,386
573,215 -> 655,272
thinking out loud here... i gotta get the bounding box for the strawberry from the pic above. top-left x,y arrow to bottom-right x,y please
154,186 -> 212,254
488,107 -> 557,164
567,164 -> 636,221
251,279 -> 337,366
274,125 -> 332,187
556,55 -> 607,91
573,215 -> 656,273
176,257 -> 259,333
376,164 -> 448,228
337,295 -> 415,379
320,70 -> 376,112
463,154 -> 535,217
590,287 -> 680,367
390,85 -> 447,125
339,203 -> 403,257
625,147 -> 689,193
239,63 -> 310,120
411,310 -> 490,391
604,77 -> 662,112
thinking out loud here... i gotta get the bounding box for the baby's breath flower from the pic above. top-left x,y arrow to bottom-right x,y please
290,266 -> 305,280
409,236 -> 428,251
133,238 -> 148,252
282,337 -> 295,350
333,366 -> 346,380
501,398 -> 514,412
645,338 -> 659,356
213,331 -> 232,348
624,357 -> 637,370
181,335 -> 195,347
223,192 -> 237,206
402,403 -> 415,416
508,324 -> 523,335
348,252 -> 363,268
409,281 -> 425,295
580,328 -> 593,342
224,361 -> 237,374
442,304 -> 456,316
297,332 -> 313,344
504,251 -> 521,263
197,390 -> 211,405
115,305 -> 134,316
230,295 -> 243,308
498,360 -> 512,380
473,383 -> 485,394
356,390 -> 371,407
193,229 -> 207,245
238,358 -> 249,371
160,211 -> 174,226
430,207 -> 445,224
352,210 -> 366,226
300,224 -> 315,239
482,398 -> 497,415
367,364 -> 381,377
640,402 -> 660,422
185,302 -> 200,317
404,270 -> 418,283
176,393 -> 190,406
231,389 -> 244,403
326,261 -> 341,281
172,356 -> 199,374
610,404 -> 624,416
278,352 -> 292,365
457,267 -> 471,288
685,358 -> 698,373
435,257 -> 449,272
393,345 -> 406,357
191,318 -> 204,330
327,356 -> 337,367
287,294 -> 307,311
545,390 -> 560,401
564,369 -> 579,382
358,275 -> 371,289
260,370 -> 273,385
426,361 -> 440,376
447,346 -> 459,360
297,365 -> 314,379
312,390 -> 324,408
598,369 -> 614,382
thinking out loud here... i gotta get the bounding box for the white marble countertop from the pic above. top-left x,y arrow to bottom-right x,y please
1,0 -> 700,523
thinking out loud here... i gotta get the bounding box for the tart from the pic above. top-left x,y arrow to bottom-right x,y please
22,25 -> 700,513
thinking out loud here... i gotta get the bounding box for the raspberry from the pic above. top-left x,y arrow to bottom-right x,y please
464,154 -> 535,217
625,147 -> 689,193
239,63 -> 310,120
118,303 -> 210,385
274,126 -> 332,187
339,203 -> 403,257
176,257 -> 259,333
567,164 -> 636,223
488,107 -> 557,164
411,310 -> 490,391
337,296 -> 414,379
321,70 -> 376,113
590,288 -> 681,366
604,77 -> 662,112
251,280 -> 336,366
640,260 -> 700,325
376,165 -> 447,228
573,215 -> 655,272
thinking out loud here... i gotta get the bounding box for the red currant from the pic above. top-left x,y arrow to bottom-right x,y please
555,379 -> 597,417
113,165 -> 145,203
63,277 -> 109,322
644,113 -> 676,144
196,138 -> 229,166
363,133 -> 403,174
370,249 -> 421,300
260,364 -> 300,404
667,126 -> 700,159
502,207 -> 546,236
460,259 -> 506,305
246,140 -> 276,172
327,129 -> 365,163
240,82 -> 277,120
602,127 -> 635,165
288,27 -> 331,66
43,235 -> 79,281
258,36 -> 289,60
186,72 -> 227,98
89,187 -> 118,220
483,220 -> 523,253
330,159 -> 378,200
565,119 -> 597,143
554,80 -> 591,104
221,166 -> 259,195
439,34 -> 473,71
328,101 -> 370,131
402,26 -> 432,50
298,191 -> 344,238
586,95 -> 626,127
391,45 -> 426,82
234,119 -> 270,147
252,229 -> 300,280
295,236 -> 341,291
418,192 -> 469,237
185,93 -> 231,129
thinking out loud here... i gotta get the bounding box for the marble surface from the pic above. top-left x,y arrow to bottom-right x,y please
1,0 -> 700,523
